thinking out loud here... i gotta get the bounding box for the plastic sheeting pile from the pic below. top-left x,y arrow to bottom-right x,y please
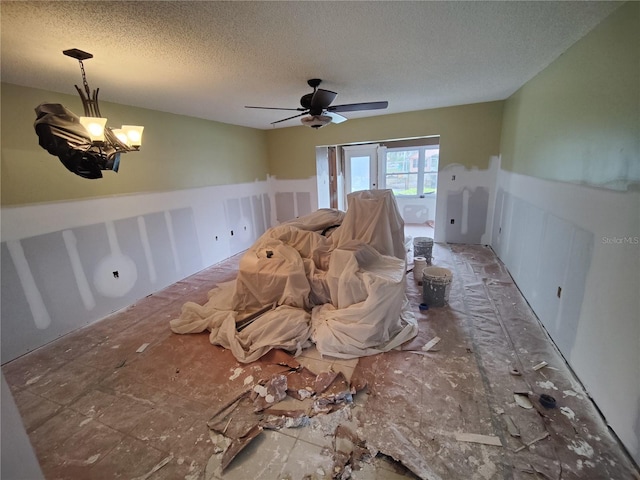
170,189 -> 417,362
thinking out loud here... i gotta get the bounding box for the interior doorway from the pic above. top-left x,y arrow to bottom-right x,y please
327,138 -> 439,235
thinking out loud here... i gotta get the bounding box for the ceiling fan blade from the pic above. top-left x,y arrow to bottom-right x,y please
325,112 -> 348,124
310,89 -> 337,110
245,106 -> 305,111
271,112 -> 308,125
328,101 -> 388,113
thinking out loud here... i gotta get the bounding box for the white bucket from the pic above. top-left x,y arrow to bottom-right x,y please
422,266 -> 453,307
413,257 -> 428,282
413,237 -> 434,263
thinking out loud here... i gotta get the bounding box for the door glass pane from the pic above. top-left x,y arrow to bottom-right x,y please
350,156 -> 370,192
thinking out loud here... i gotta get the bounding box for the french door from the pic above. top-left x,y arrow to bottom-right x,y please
342,144 -> 381,195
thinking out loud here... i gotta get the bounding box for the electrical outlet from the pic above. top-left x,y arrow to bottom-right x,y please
450,219 -> 455,224
557,286 -> 562,299
113,271 -> 119,279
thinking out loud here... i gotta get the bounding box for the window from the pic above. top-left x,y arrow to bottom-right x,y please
384,145 -> 439,197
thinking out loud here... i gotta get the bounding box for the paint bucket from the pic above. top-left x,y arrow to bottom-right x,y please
413,237 -> 433,264
422,266 -> 453,307
413,257 -> 428,282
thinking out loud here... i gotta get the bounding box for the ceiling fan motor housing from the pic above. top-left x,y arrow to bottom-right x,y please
245,77 -> 388,126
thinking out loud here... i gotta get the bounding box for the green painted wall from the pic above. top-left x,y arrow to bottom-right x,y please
266,101 -> 504,179
500,2 -> 639,190
1,83 -> 269,206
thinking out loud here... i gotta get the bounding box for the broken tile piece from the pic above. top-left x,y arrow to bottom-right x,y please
286,366 -> 317,400
253,374 -> 288,412
221,424 -> 263,471
314,370 -> 339,395
261,349 -> 301,369
322,371 -> 350,397
208,393 -> 261,440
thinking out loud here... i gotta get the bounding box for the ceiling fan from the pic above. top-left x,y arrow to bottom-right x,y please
245,79 -> 388,128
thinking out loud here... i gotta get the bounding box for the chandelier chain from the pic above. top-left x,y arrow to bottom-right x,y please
78,60 -> 92,99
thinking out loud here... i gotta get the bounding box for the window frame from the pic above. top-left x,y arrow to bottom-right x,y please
383,145 -> 439,198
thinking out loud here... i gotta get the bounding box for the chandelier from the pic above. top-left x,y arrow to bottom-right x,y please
34,48 -> 144,179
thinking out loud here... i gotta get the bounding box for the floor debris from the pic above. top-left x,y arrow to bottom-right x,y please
514,432 -> 550,453
286,366 -> 317,400
514,393 -> 534,409
331,425 -> 369,479
131,454 -> 173,480
421,336 -> 441,352
220,424 -> 263,471
208,392 -> 259,440
454,432 -> 503,447
504,415 -> 521,438
11,241 -> 638,480
253,374 -> 288,411
312,391 -> 353,415
533,361 -> 548,371
314,369 -> 339,395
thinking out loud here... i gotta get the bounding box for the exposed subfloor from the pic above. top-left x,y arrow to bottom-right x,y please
3,239 -> 638,480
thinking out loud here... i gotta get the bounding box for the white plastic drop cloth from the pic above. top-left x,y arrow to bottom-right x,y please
170,191 -> 417,362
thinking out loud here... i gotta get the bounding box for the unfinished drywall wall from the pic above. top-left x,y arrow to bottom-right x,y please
1,83 -> 269,206
268,176 -> 318,224
434,156 -> 499,244
496,1 -> 640,463
493,169 -> 639,463
1,181 -> 271,363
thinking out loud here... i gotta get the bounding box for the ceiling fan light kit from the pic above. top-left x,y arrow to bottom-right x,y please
301,115 -> 333,129
246,78 -> 388,128
33,48 -> 144,179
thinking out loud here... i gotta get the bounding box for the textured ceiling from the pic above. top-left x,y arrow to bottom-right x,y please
1,1 -> 621,130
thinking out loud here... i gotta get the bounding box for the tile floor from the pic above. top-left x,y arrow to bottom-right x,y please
3,227 -> 638,479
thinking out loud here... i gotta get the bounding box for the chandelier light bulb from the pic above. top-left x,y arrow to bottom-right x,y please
122,125 -> 144,147
79,116 -> 107,142
112,129 -> 130,145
